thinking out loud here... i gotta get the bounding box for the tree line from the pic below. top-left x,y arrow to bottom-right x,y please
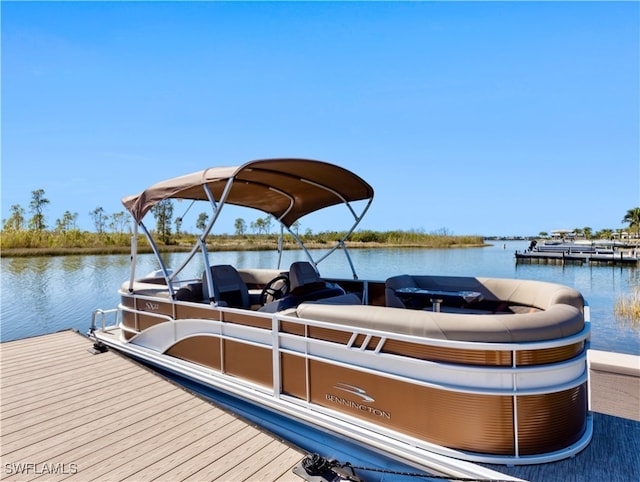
0,189 -> 355,250
1,189 -> 293,241
2,189 -> 639,251
536,207 -> 640,241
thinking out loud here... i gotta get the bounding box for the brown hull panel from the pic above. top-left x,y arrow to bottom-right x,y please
165,334 -> 273,389
282,355 -> 587,456
166,335 -> 222,371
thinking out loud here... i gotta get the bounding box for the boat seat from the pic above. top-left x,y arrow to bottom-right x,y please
295,302 -> 584,343
202,265 -> 252,309
299,292 -> 362,306
385,274 -> 420,308
288,261 -> 327,295
258,262 -> 346,313
175,282 -> 203,302
385,274 -> 584,313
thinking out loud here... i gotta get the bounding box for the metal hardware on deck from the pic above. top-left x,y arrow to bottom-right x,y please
87,341 -> 108,355
294,454 -> 364,482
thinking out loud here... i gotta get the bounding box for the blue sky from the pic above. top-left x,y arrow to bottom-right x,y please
2,1 -> 638,237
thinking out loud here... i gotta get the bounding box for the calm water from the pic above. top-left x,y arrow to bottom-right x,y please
2,240 -> 638,354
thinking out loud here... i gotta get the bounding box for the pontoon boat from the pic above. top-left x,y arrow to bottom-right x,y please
90,158 -> 592,481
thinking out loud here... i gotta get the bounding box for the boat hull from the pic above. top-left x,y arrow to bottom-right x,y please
92,281 -> 593,470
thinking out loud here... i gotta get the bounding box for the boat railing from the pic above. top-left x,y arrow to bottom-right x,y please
91,307 -> 120,332
273,308 -> 591,384
119,303 -> 175,335
113,291 -> 591,358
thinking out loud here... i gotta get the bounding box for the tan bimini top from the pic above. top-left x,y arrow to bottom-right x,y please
121,158 -> 374,228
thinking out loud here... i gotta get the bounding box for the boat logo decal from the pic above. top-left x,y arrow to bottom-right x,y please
333,383 -> 375,402
326,384 -> 390,419
144,302 -> 160,311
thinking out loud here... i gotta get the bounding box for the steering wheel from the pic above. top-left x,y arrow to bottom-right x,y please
260,275 -> 290,305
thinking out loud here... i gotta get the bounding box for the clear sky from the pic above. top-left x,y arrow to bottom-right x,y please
2,1 -> 638,237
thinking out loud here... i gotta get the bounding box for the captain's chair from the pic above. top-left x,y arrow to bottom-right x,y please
202,265 -> 250,309
259,261 -> 346,313
288,261 -> 326,295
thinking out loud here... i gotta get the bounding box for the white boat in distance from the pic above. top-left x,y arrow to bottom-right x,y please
90,158 -> 592,481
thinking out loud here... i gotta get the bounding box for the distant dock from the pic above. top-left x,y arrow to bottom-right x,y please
515,250 -> 639,266
515,240 -> 639,266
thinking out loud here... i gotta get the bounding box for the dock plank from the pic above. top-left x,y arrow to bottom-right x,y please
28,397 -> 212,482
2,376 -> 171,439
2,375 -> 167,433
262,448 -> 309,482
1,368 -> 149,418
9,392 -> 195,468
181,431 -> 277,481
154,424 -> 264,481
0,331 -> 306,482
222,439 -> 300,481
124,417 -> 249,481
590,370 -> 640,421
72,410 -> 243,481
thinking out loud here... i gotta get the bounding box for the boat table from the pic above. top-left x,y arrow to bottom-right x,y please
394,287 -> 484,312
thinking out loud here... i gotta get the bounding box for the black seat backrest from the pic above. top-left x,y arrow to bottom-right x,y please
175,282 -> 203,302
288,261 -> 326,295
202,265 -> 250,309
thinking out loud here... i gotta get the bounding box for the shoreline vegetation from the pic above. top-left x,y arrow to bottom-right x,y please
0,230 -> 487,258
614,287 -> 640,327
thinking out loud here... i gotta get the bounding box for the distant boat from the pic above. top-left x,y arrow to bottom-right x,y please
90,158 -> 592,481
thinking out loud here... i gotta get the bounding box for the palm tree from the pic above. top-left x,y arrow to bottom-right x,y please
622,207 -> 640,239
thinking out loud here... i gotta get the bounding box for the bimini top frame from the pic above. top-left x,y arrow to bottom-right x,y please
122,158 -> 375,291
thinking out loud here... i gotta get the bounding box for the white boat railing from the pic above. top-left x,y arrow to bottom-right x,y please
91,307 -> 120,332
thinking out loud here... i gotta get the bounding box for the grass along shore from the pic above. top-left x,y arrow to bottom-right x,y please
614,287 -> 640,327
0,230 -> 486,258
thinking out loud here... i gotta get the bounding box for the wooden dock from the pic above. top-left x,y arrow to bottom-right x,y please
0,331 -> 304,481
1,330 -> 639,481
515,250 -> 639,266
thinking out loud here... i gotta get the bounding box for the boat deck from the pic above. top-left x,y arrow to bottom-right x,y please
0,330 -> 304,481
1,330 -> 638,482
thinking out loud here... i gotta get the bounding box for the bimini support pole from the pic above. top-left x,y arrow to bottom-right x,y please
128,222 -> 139,293
277,224 -> 284,270
314,196 -> 374,279
200,176 -> 236,304
138,221 -> 175,299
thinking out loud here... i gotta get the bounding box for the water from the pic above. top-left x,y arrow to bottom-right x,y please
2,240 -> 638,355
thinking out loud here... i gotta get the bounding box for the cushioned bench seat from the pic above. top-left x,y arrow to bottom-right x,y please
294,276 -> 585,343
385,274 -> 584,312
120,280 -> 172,298
296,302 -> 583,343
